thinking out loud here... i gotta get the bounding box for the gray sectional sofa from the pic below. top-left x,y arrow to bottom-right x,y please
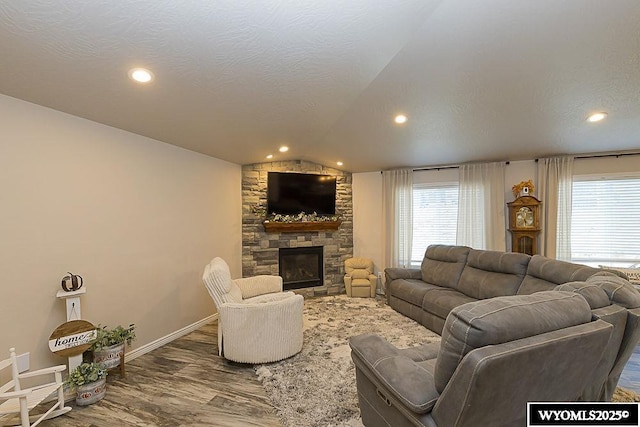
351,291 -> 614,427
384,244 -> 640,402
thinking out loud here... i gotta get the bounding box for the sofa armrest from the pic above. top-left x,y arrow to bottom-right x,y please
350,334 -> 439,414
244,291 -> 298,304
398,342 -> 440,362
384,267 -> 421,288
234,275 -> 283,299
218,294 -> 303,335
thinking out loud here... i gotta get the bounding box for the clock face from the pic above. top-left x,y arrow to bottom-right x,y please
516,207 -> 534,228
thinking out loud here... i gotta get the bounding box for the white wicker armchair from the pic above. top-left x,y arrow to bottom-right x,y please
202,257 -> 304,364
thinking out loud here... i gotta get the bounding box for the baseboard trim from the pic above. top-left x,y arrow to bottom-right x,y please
48,315 -> 218,404
125,314 -> 218,362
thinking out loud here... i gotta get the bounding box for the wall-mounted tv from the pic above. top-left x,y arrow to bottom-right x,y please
267,172 -> 336,215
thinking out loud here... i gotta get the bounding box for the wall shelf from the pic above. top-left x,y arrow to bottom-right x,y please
262,220 -> 341,233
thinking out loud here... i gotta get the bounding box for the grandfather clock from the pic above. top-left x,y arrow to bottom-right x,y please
507,195 -> 542,255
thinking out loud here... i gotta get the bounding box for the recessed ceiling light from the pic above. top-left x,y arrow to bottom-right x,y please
587,112 -> 607,123
128,68 -> 154,83
279,146 -> 289,153
394,114 -> 408,124
336,161 -> 343,166
266,154 -> 273,159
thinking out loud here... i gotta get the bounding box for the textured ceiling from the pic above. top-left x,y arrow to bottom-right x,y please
1,0 -> 639,172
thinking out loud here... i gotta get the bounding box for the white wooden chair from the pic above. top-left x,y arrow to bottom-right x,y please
0,348 -> 71,427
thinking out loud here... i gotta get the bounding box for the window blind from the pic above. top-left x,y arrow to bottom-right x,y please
571,176 -> 640,266
411,183 -> 459,265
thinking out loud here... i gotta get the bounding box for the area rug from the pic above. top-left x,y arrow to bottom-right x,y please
255,295 -> 640,427
254,295 -> 439,427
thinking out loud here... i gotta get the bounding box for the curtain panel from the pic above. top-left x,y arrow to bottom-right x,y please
456,162 -> 506,250
382,169 -> 413,269
537,156 -> 574,260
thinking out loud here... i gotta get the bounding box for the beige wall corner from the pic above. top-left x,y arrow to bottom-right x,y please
0,94 -> 241,371
352,172 -> 383,274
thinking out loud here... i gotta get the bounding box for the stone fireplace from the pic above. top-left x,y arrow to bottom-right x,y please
242,160 -> 353,297
279,246 -> 323,290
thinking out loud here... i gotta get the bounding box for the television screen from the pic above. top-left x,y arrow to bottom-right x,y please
267,172 -> 336,215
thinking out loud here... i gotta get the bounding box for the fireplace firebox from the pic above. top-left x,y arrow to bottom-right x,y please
279,246 -> 323,290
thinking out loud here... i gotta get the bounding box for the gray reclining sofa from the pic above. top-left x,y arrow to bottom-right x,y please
383,245 -> 640,402
350,291 -> 614,427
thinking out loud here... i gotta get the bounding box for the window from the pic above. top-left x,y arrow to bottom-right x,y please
411,183 -> 459,266
571,175 -> 640,267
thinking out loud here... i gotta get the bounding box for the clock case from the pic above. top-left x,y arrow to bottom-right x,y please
507,195 -> 542,255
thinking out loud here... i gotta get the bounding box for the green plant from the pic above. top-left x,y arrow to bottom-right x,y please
266,211 -> 341,223
512,179 -> 535,198
64,362 -> 107,388
91,324 -> 136,351
251,203 -> 341,223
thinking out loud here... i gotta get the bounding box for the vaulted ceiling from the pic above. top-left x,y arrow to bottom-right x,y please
1,1 -> 639,172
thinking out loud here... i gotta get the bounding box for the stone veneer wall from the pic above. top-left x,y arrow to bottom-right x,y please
242,160 -> 353,297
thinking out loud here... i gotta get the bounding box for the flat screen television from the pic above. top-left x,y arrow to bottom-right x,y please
267,172 -> 336,215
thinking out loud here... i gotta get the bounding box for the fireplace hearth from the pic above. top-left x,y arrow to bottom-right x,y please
279,246 -> 323,290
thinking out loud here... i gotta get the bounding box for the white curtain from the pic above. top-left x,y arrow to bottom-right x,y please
537,156 -> 574,260
382,169 -> 413,269
456,162 -> 506,250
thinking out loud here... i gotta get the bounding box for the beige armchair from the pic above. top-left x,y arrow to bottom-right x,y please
344,257 -> 377,298
202,257 -> 304,364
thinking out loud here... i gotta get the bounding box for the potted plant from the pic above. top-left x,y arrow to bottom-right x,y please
91,324 -> 136,370
65,362 -> 107,406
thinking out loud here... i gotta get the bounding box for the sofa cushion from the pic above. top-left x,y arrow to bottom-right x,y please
345,257 -> 374,273
517,255 -> 597,295
587,272 -> 640,309
420,245 -> 471,290
421,288 -> 477,320
554,281 -> 611,309
434,291 -> 592,393
599,266 -> 640,284
203,257 -> 243,304
350,269 -> 371,280
351,278 -> 372,287
389,279 -> 443,307
457,250 -> 530,299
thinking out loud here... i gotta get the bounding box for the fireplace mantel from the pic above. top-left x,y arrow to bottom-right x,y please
262,220 -> 342,233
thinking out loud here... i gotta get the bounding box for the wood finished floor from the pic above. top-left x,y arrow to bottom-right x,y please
12,315 -> 640,427
619,344 -> 640,394
36,322 -> 282,427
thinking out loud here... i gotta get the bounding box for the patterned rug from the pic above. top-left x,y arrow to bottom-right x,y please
254,295 -> 438,427
255,294 -> 640,427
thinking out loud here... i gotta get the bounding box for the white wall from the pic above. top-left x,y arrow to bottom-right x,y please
573,156 -> 640,177
353,155 -> 640,271
353,172 -> 383,273
0,94 -> 242,370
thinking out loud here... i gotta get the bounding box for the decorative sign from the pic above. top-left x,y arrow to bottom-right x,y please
49,320 -> 97,357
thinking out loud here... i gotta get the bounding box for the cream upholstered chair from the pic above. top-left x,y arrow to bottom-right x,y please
0,348 -> 71,427
344,257 -> 377,297
202,257 -> 304,364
